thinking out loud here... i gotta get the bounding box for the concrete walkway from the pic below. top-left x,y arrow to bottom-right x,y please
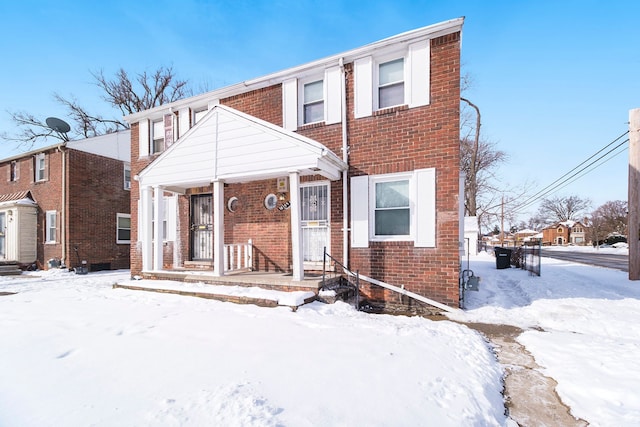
465,323 -> 589,427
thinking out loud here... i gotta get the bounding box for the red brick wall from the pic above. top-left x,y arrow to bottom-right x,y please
129,31 -> 462,308
66,150 -> 131,270
347,32 -> 461,307
0,147 -> 130,270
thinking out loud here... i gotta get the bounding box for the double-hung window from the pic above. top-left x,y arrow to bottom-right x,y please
35,153 -> 46,182
378,58 -> 405,109
302,80 -> 324,124
374,177 -> 410,236
10,161 -> 18,182
151,119 -> 165,154
116,213 -> 131,244
123,164 -> 131,190
45,210 -> 57,243
351,168 -> 436,247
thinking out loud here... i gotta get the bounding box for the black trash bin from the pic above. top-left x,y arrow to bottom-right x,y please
494,247 -> 512,269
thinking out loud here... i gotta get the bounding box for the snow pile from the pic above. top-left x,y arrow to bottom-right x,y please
450,251 -> 640,425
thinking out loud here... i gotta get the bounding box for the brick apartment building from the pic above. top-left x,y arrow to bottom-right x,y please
0,131 -> 131,270
125,18 -> 464,310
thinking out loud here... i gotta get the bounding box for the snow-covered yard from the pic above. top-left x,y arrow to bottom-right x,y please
1,248 -> 639,426
0,269 -> 505,426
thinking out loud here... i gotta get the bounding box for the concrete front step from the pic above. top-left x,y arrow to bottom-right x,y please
113,282 -> 318,311
0,264 -> 22,276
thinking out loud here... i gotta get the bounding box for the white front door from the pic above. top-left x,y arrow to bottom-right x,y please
300,182 -> 330,266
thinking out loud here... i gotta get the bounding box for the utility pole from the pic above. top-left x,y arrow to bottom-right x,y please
500,195 -> 505,247
629,108 -> 640,280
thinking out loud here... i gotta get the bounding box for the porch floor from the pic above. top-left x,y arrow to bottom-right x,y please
139,269 -> 339,291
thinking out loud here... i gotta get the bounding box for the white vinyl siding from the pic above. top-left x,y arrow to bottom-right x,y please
45,210 -> 56,243
116,213 -> 131,244
350,168 -> 436,247
193,108 -> 208,125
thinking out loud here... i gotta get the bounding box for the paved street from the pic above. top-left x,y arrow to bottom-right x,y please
542,248 -> 628,272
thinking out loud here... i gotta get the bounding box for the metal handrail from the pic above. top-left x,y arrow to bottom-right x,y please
322,247 -> 360,309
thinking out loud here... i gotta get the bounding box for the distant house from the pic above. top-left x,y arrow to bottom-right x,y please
514,229 -> 539,245
0,131 -> 131,270
542,221 -> 589,246
125,18 -> 465,312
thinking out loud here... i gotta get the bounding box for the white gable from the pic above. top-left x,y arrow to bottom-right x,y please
137,105 -> 346,191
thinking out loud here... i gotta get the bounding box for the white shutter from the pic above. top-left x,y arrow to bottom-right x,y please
325,66 -> 342,125
282,78 -> 298,130
354,56 -> 373,118
407,40 -> 430,108
350,175 -> 369,248
415,168 -> 436,247
178,107 -> 190,138
138,119 -> 149,157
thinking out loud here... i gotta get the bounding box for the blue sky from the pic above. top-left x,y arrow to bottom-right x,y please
1,0 -> 638,222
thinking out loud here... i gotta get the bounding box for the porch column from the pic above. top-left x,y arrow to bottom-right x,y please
213,179 -> 225,277
140,186 -> 153,271
289,171 -> 304,281
153,186 -> 164,271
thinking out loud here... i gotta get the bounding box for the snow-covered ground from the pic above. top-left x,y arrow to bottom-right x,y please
1,249 -> 639,426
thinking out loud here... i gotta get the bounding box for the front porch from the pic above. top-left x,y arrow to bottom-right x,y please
138,269 -> 337,292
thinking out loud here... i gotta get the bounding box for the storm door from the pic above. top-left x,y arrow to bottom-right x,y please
190,194 -> 213,260
300,183 -> 330,264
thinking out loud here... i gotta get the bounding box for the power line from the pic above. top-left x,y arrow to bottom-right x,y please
511,133 -> 629,213
512,130 -> 629,211
526,142 -> 628,204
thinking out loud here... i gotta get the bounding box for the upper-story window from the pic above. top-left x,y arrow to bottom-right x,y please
151,119 -> 165,154
377,58 -> 405,109
302,80 -> 324,124
123,163 -> 131,190
557,227 -> 563,233
353,40 -> 430,119
34,153 -> 46,182
10,161 -> 18,182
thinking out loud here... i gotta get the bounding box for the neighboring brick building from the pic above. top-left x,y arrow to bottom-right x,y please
0,131 -> 131,270
542,221 -> 590,246
125,18 -> 464,310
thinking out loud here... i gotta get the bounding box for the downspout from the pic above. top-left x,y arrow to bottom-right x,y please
59,144 -> 67,267
340,57 -> 349,269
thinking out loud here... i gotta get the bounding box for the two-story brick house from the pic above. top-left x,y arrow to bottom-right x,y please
125,18 -> 464,310
0,131 -> 131,270
542,220 -> 590,246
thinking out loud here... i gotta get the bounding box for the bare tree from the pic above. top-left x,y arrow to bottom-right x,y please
590,200 -> 628,244
538,195 -> 591,222
2,66 -> 189,148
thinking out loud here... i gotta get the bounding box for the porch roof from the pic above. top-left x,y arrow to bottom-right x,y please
136,105 -> 347,193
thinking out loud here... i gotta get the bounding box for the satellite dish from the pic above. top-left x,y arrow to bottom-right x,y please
46,117 -> 71,133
